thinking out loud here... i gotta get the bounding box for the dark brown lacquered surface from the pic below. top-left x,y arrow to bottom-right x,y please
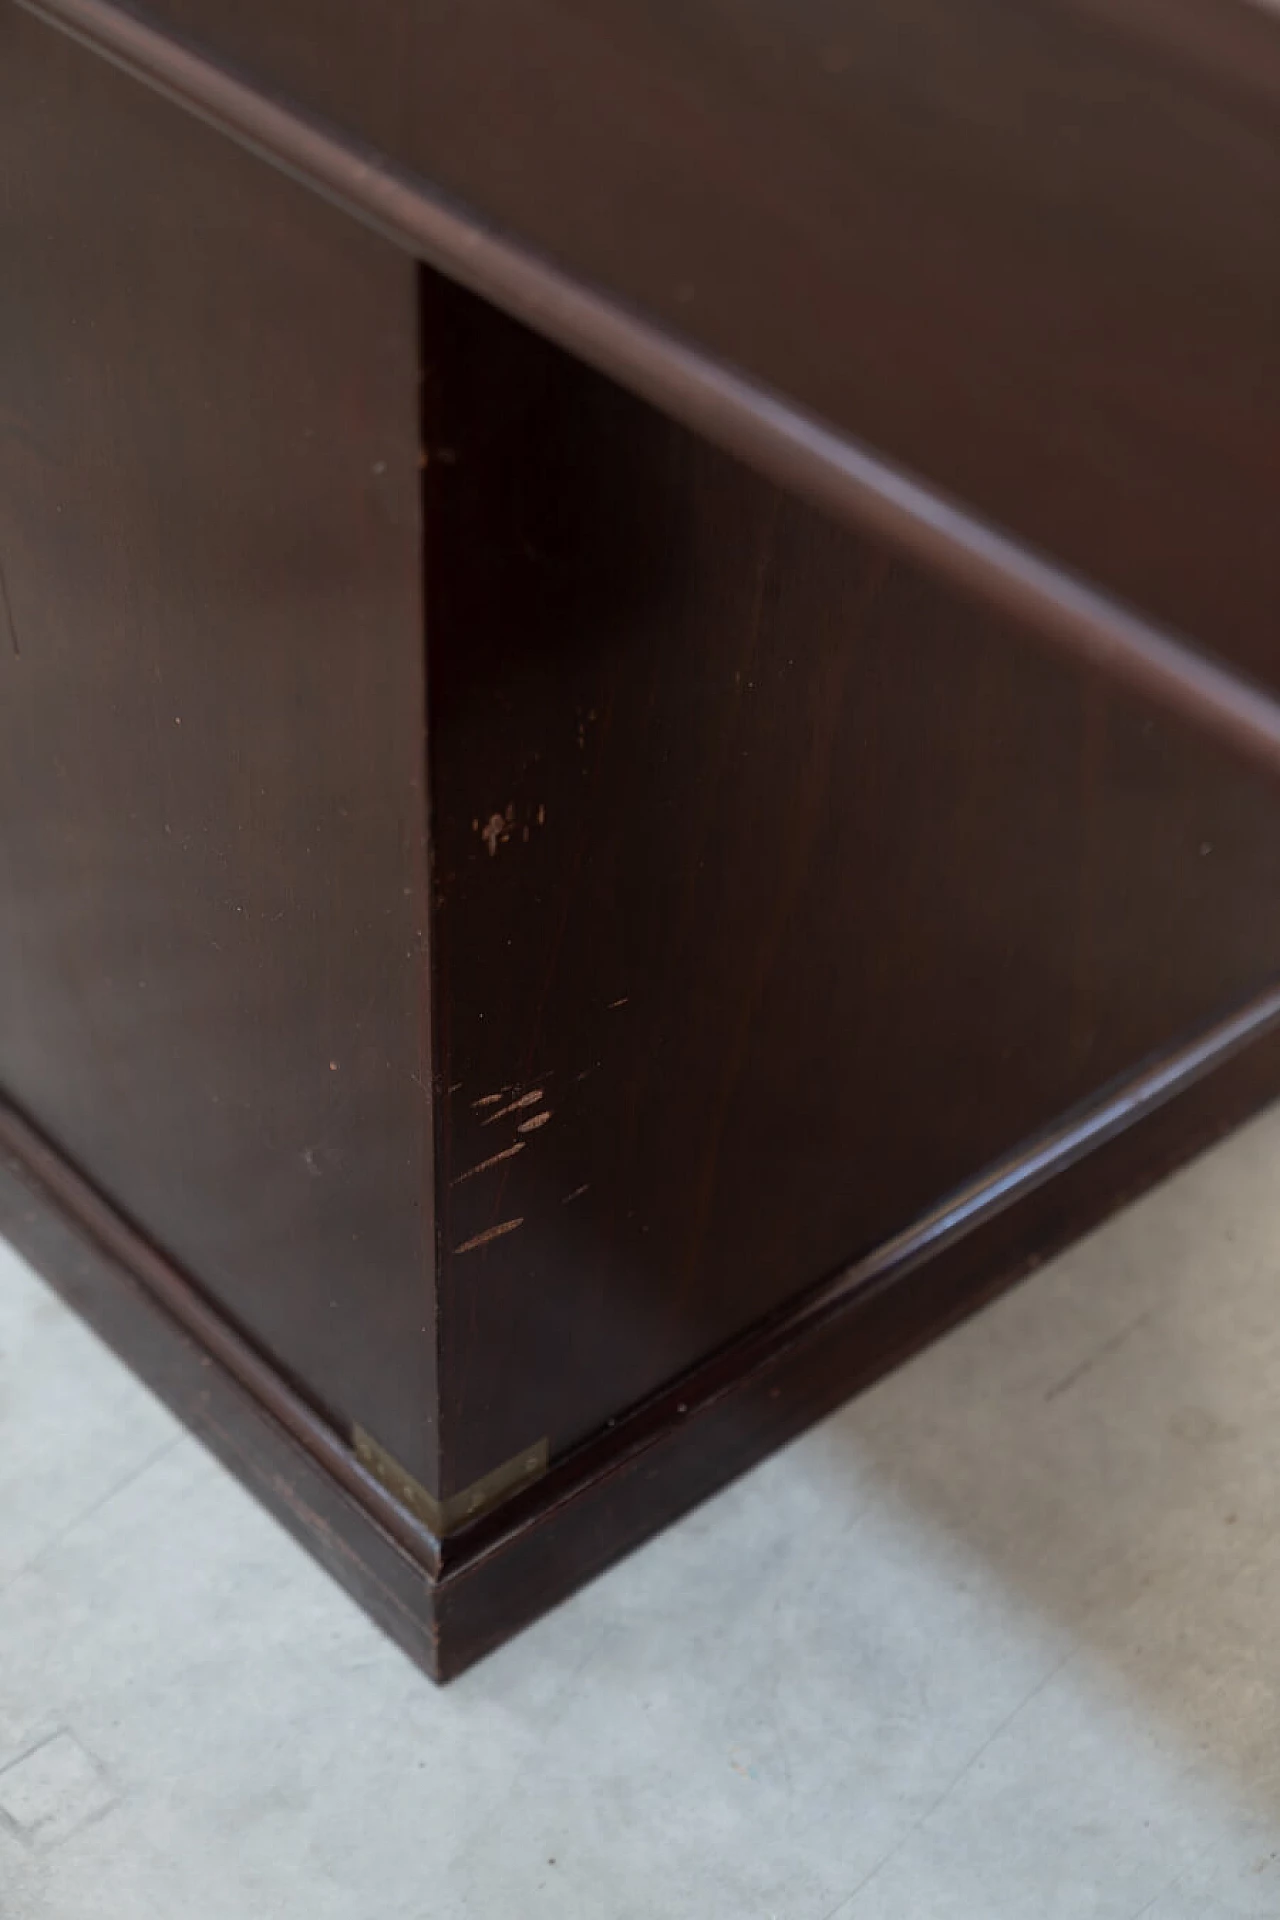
92,0 -> 1280,679
0,11 -> 437,1481
23,0 -> 1280,786
424,279 -> 1280,1494
9,976 -> 1280,1680
4,0 -> 1280,1672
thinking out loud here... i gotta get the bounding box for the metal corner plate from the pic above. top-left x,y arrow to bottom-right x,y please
353,1426 -> 549,1537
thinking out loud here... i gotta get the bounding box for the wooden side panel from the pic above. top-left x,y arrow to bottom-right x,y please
0,12 -> 437,1481
135,0 -> 1280,674
423,277 -> 1280,1494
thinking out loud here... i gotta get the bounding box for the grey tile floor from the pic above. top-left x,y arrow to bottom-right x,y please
3,1104 -> 1280,1919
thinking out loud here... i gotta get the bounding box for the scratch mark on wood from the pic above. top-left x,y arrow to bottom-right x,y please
607,997 -> 629,1009
0,555 -> 20,657
471,1092 -> 507,1109
562,1184 -> 590,1204
482,1089 -> 545,1125
451,1141 -> 526,1184
517,1110 -> 552,1133
480,811 -> 510,857
454,1217 -> 524,1254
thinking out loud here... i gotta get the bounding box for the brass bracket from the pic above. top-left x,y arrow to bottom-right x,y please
353,1426 -> 548,1537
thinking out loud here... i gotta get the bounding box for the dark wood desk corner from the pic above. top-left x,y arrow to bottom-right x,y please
2,0 -> 1279,1675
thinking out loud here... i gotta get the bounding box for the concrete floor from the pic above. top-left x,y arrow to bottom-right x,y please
2,1107 -> 1280,1919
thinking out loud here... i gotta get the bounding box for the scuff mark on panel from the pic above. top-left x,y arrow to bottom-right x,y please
451,1141 -> 526,1184
480,809 -> 512,857
455,1217 -> 524,1254
475,802 -> 547,857
482,1088 -> 545,1125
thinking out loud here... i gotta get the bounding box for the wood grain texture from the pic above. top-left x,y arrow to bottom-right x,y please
6,0 -> 1280,1675
6,986 -> 1280,1681
0,1109 -> 441,1673
423,277 -> 1280,1495
19,0 -> 1280,786
0,9 -> 438,1481
107,0 -> 1280,680
430,993 -> 1280,1680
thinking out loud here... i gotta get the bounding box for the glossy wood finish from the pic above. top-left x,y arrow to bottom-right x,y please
424,279 -> 1280,1495
7,987 -> 1280,1680
0,1100 -> 441,1670
429,996 -> 1280,1679
4,0 -> 1280,1676
80,0 -> 1280,679
0,9 -> 437,1482
18,0 -> 1280,783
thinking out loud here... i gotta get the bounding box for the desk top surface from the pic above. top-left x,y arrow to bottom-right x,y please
17,0 -> 1280,701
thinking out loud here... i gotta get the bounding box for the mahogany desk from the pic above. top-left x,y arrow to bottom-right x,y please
2,0 -> 1278,1675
